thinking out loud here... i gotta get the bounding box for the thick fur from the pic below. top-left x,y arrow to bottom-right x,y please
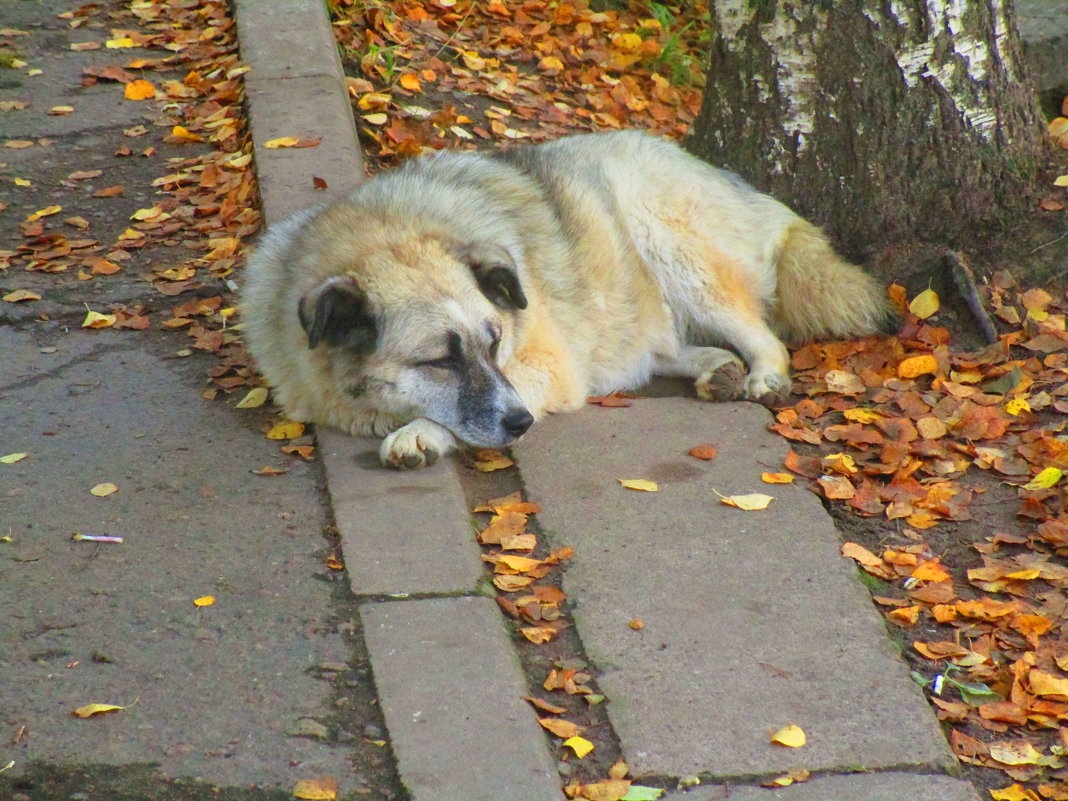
242,131 -> 889,468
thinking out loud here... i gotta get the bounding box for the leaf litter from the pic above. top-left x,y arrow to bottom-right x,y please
784,275 -> 1068,797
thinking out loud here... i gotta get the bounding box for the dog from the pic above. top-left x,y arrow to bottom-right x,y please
241,130 -> 889,469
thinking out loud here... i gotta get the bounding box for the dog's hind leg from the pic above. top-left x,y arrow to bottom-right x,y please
654,346 -> 746,402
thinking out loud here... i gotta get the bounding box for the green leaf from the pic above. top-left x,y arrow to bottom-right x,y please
981,365 -> 1022,395
622,787 -> 665,801
944,676 -> 1001,707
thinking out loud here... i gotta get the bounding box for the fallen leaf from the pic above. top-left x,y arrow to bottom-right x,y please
628,618 -> 644,630
539,717 -> 582,738
770,723 -> 806,747
618,478 -> 658,492
25,204 -> 62,222
236,387 -> 268,408
761,472 -> 794,484
988,741 -> 1042,766
1020,467 -> 1063,490
123,79 -> 156,100
475,455 -> 514,472
688,443 -> 718,460
72,701 -> 135,718
82,311 -> 117,329
3,289 -> 41,302
564,736 -> 594,758
90,483 -> 118,497
898,354 -> 938,379
909,288 -> 940,319
989,784 -> 1041,801
193,595 -> 215,607
1,453 -> 28,464
1028,669 -> 1068,698
251,465 -> 288,476
292,777 -> 338,800
719,492 -> 773,510
267,420 -> 305,440
521,626 -> 556,644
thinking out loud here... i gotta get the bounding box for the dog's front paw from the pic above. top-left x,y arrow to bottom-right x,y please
743,371 -> 792,408
379,419 -> 455,469
695,357 -> 745,402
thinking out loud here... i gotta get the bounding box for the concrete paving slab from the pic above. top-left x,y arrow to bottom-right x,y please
319,428 -> 485,596
662,771 -> 982,801
361,597 -> 561,801
515,399 -> 955,780
0,330 -> 351,789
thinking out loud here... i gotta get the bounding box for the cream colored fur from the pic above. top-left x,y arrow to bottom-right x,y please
241,131 -> 889,468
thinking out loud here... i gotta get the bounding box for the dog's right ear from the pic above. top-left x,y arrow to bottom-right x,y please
298,276 -> 377,353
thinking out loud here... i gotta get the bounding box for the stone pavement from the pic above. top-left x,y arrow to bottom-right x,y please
9,0 -> 1061,798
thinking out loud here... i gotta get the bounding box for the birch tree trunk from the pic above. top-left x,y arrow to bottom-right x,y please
686,0 -> 1046,265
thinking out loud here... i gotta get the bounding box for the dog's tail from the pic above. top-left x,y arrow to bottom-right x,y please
769,220 -> 894,344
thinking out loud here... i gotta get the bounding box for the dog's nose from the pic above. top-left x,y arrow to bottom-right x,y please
501,408 -> 534,438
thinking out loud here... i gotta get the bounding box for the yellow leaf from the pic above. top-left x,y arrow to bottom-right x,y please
90,482 -> 118,497
1021,467 -> 1063,490
898,354 -> 938,379
236,387 -> 268,409
822,452 -> 857,474
82,310 -> 117,329
842,408 -> 883,424
608,760 -> 628,780
14,177 -> 31,186
761,472 -> 794,484
989,741 -> 1042,766
1004,397 -> 1030,416
521,626 -> 556,644
614,32 -> 643,52
475,456 -> 514,472
263,136 -> 299,148
538,55 -> 564,72
72,701 -> 131,718
564,736 -> 595,758
25,204 -> 62,222
170,125 -> 204,142
719,493 -> 773,510
193,595 -> 215,607
763,769 -> 811,787
266,420 -> 305,440
990,784 -> 1040,801
105,37 -> 135,48
3,289 -> 41,302
908,288 -> 940,319
1,453 -> 28,464
770,724 -> 806,748
1054,175 -> 1068,187
292,777 -> 338,800
123,79 -> 156,100
496,554 -> 541,573
356,92 -> 391,111
618,479 -> 658,492
130,206 -> 168,221
362,113 -> 388,125
49,105 -> 74,115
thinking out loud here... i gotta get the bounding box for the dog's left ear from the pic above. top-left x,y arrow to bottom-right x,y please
460,243 -> 528,311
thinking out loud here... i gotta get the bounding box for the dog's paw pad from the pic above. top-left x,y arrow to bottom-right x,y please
695,359 -> 745,402
744,372 -> 792,408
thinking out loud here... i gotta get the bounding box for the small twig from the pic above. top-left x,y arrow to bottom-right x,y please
943,249 -> 998,345
1028,228 -> 1068,255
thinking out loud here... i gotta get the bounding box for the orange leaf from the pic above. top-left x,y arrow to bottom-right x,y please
898,354 -> 938,379
910,558 -> 952,583
521,626 -> 556,644
123,79 -> 156,100
688,443 -> 718,460
538,717 -> 582,738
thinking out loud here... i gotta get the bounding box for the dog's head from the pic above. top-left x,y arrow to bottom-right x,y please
297,239 -> 534,448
